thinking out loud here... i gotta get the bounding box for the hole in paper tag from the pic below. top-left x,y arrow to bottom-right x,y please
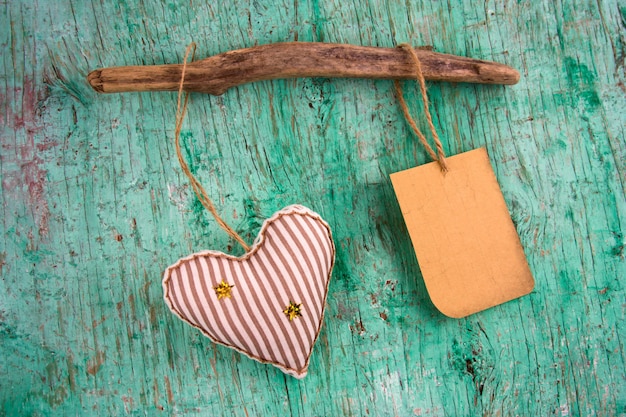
390,148 -> 534,318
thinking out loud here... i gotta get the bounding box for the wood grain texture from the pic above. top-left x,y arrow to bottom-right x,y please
1,0 -> 624,416
86,42 -> 520,94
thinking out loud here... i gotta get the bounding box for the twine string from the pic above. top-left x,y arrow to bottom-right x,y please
175,42 -> 251,252
394,43 -> 448,172
172,42 -> 447,251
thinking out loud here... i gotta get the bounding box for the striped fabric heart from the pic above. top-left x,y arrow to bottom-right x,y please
162,205 -> 335,378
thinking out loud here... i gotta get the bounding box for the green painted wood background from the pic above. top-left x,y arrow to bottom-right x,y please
1,0 -> 625,415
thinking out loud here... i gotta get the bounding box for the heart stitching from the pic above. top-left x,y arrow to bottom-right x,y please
163,205 -> 335,378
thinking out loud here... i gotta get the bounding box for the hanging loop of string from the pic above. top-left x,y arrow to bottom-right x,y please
394,43 -> 448,172
175,43 -> 251,252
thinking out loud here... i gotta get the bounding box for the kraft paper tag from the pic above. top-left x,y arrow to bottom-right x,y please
390,147 -> 534,318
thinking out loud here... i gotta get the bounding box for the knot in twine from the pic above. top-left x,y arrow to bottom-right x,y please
172,42 -> 447,252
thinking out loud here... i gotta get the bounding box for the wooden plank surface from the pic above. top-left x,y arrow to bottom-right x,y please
1,0 -> 624,415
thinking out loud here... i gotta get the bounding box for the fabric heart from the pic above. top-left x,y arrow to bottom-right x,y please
162,205 -> 335,378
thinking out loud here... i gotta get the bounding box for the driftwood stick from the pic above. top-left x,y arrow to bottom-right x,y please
88,42 -> 519,95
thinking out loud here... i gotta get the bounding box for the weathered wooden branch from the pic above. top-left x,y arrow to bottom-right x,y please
87,42 -> 519,95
